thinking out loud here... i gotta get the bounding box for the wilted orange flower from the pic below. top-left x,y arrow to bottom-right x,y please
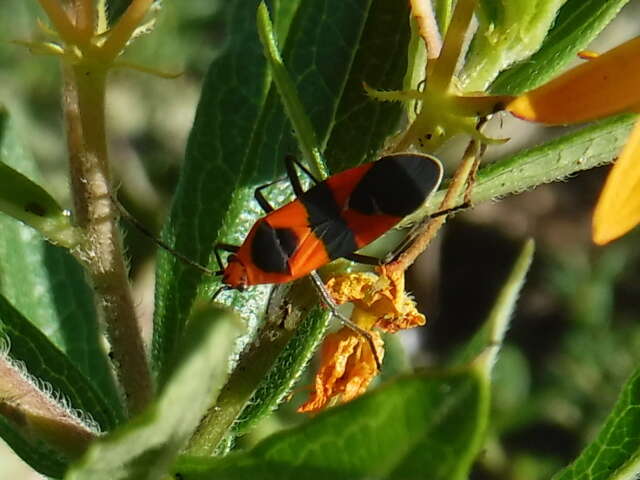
298,271 -> 425,413
506,36 -> 640,245
297,326 -> 384,413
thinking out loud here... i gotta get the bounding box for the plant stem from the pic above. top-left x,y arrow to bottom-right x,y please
186,327 -> 296,455
410,0 -> 442,59
73,0 -> 95,42
99,0 -> 153,62
37,0 -> 81,45
429,0 -> 477,92
62,63 -> 152,415
386,138 -> 478,274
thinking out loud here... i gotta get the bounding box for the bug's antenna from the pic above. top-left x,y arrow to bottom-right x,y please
110,192 -> 218,277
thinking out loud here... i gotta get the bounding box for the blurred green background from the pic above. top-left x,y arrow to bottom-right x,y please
1,1 -> 639,478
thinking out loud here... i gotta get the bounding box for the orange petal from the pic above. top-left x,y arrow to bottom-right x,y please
325,272 -> 426,332
593,117 -> 640,244
298,328 -> 383,413
375,309 -> 425,333
507,36 -> 640,125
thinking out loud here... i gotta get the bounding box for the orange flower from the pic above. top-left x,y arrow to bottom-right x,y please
298,271 -> 425,413
297,326 -> 384,413
506,37 -> 640,245
506,38 -> 640,125
592,119 -> 640,244
327,271 -> 426,333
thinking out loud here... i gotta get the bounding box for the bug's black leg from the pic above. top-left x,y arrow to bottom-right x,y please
254,177 -> 287,213
211,285 -> 232,302
309,271 -> 382,371
214,242 -> 239,271
285,154 -> 320,198
429,201 -> 471,219
285,155 -> 306,198
343,252 -> 383,266
255,156 -> 319,212
110,192 -> 217,276
215,243 -> 239,253
287,155 -> 320,184
384,200 -> 474,264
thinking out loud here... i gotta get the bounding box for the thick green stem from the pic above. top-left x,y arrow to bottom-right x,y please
186,326 -> 296,455
62,63 -> 153,415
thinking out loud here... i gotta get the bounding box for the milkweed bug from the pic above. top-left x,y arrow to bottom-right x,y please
218,153 -> 443,289
115,153 -> 445,367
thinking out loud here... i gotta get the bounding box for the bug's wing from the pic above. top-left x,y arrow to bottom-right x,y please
282,218 -> 356,279
261,202 -> 334,278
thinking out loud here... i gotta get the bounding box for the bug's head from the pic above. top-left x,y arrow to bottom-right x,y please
222,253 -> 248,291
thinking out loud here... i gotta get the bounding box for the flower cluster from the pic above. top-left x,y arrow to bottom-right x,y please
299,270 -> 425,412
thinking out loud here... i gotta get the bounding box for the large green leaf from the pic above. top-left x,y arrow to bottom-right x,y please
0,110 -> 123,414
0,294 -> 121,477
153,0 -> 411,385
322,0 -> 412,172
553,367 -> 640,480
174,368 -> 490,480
65,306 -> 243,480
488,0 -> 631,94
460,0 -> 567,90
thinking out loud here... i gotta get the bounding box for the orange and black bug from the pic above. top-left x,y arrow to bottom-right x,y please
114,153 -> 444,367
218,153 -> 443,289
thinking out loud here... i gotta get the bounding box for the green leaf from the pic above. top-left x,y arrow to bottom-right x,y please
153,0 -> 411,385
0,160 -> 77,248
256,2 -> 326,178
0,110 -> 123,416
489,0 -> 631,94
0,417 -> 68,478
435,0 -> 454,33
65,306 -> 243,480
460,0 -> 567,90
323,0 -> 410,172
152,0 -> 274,387
0,294 -> 121,476
552,367 -> 640,480
174,368 -> 489,480
0,294 -> 120,430
420,114 -> 636,218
